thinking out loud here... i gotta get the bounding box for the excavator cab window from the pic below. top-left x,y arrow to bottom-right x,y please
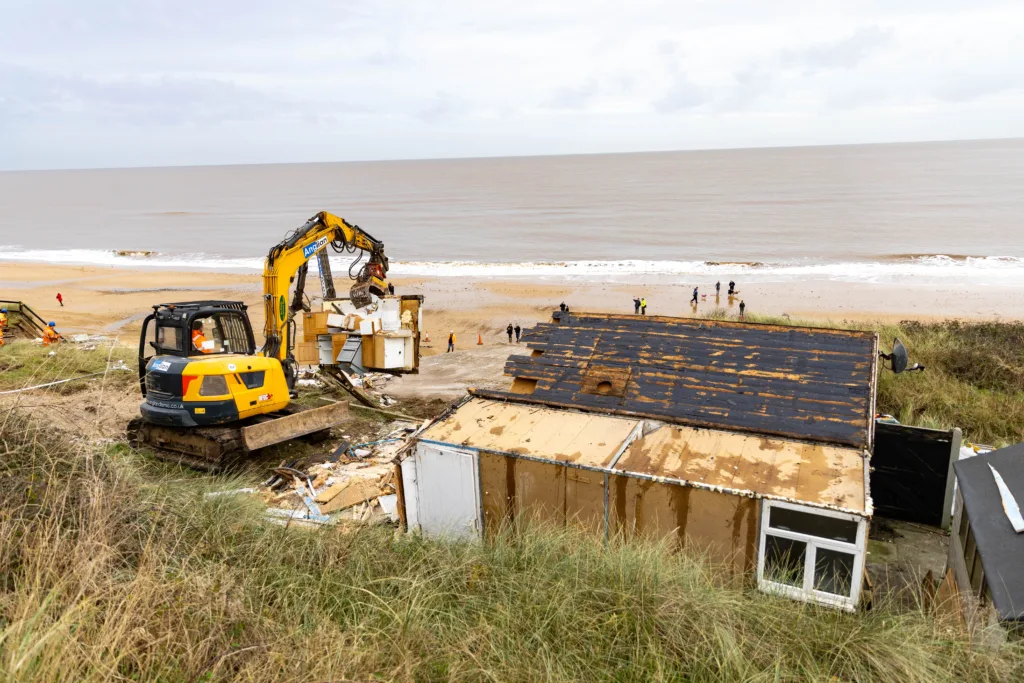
156,325 -> 183,352
189,311 -> 252,356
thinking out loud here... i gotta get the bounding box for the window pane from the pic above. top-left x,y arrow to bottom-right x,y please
769,506 -> 858,543
157,325 -> 182,352
814,548 -> 855,597
764,535 -> 806,587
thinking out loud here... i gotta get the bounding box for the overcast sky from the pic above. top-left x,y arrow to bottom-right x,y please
2,0 -> 1023,170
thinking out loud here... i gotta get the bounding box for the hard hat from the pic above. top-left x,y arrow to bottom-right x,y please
48,321 -> 56,327
0,308 -> 6,312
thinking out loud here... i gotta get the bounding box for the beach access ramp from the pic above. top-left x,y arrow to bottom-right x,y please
0,300 -> 48,341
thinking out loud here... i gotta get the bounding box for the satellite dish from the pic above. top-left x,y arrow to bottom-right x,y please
880,337 -> 925,374
890,338 -> 909,373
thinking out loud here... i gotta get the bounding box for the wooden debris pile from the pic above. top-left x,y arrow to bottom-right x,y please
205,424 -> 418,528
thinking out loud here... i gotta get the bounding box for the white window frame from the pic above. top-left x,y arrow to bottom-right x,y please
756,500 -> 868,611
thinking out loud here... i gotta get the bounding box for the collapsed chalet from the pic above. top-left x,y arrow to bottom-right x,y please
398,311 -> 880,609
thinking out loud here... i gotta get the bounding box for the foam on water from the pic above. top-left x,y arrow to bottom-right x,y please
2,247 -> 1022,285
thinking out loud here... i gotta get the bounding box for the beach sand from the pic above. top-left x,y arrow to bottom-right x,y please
3,263 -> 1023,354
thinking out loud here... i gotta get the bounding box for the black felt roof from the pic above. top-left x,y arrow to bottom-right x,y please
476,312 -> 878,448
953,444 -> 1024,622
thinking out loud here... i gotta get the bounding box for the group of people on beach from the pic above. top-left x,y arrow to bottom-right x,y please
633,280 -> 745,318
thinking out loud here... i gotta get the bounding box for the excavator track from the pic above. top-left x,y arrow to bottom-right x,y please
127,418 -> 245,472
127,401 -> 349,472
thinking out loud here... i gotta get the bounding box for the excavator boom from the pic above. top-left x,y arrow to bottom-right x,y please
262,211 -> 390,386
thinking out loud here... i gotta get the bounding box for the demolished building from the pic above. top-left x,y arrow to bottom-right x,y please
398,311 -> 880,609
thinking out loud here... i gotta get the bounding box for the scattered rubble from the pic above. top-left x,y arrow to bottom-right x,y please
206,422 -> 423,529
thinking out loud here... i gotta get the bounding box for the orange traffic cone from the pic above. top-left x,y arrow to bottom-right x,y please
477,333 -> 483,345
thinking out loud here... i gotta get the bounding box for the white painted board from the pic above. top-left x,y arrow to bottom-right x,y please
413,443 -> 480,540
383,336 -> 406,369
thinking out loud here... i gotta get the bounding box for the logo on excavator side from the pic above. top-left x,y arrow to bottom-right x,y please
278,295 -> 286,321
258,393 -> 272,402
302,236 -> 330,259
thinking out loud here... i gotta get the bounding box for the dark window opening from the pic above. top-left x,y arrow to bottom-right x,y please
764,536 -> 806,588
814,548 -> 855,597
769,506 -> 858,543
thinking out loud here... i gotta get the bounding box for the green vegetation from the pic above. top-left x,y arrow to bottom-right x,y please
876,321 -> 1024,447
1,411 -> 1021,682
2,322 -> 1024,680
0,340 -> 136,394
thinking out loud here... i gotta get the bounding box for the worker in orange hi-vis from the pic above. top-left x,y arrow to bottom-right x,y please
0,307 -> 8,328
191,321 -> 214,354
0,325 -> 6,347
42,322 -> 61,346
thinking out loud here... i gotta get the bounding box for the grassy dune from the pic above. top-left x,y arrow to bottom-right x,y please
1,412 -> 1021,682
0,341 -> 136,394
875,320 -> 1024,447
1,322 -> 1023,681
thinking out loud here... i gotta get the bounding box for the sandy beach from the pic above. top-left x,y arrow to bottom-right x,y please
3,262 -> 1023,352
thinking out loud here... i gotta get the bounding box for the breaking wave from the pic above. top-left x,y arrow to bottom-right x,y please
0,248 -> 1022,285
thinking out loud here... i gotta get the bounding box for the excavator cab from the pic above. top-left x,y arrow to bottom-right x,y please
137,301 -> 289,428
138,301 -> 255,386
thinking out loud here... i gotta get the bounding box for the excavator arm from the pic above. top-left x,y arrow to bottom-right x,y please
262,211 -> 390,383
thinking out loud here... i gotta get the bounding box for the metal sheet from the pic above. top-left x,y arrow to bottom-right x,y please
419,397 -> 642,468
483,312 -> 877,448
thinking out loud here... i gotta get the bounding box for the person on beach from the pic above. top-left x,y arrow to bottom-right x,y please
559,302 -> 567,312
514,324 -> 521,343
507,323 -> 514,343
56,292 -> 64,307
715,281 -> 720,295
728,280 -> 736,296
739,300 -> 746,318
641,297 -> 647,315
447,331 -> 456,353
691,287 -> 699,305
633,297 -> 641,314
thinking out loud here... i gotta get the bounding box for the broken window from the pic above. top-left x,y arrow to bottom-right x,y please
758,501 -> 866,610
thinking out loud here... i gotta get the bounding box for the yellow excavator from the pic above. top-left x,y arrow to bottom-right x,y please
128,211 -> 407,470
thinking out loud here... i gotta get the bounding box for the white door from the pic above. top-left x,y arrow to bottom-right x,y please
414,443 -> 481,540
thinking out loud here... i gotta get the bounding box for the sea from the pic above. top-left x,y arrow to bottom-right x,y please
2,138 -> 1023,286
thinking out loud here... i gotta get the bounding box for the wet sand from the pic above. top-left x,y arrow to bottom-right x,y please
2,263 -> 1022,354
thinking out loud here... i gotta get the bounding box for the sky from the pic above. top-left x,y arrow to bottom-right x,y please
2,0 -> 1023,170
